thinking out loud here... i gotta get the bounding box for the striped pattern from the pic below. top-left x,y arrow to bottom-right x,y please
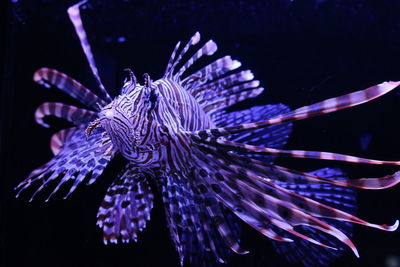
67,0 -> 111,101
33,68 -> 107,109
195,137 -> 400,166
273,168 -> 357,267
182,55 -> 242,91
97,166 -> 154,244
17,126 -> 115,201
175,40 -> 218,80
35,102 -> 97,128
192,145 -> 399,257
18,4 -> 400,265
164,32 -> 200,78
191,81 -> 400,139
194,143 -> 400,190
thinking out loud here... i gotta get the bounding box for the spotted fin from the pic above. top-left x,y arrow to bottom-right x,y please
190,70 -> 255,103
191,143 -> 398,260
272,168 -> 357,266
16,126 -> 115,201
156,171 -> 245,266
97,166 -> 154,244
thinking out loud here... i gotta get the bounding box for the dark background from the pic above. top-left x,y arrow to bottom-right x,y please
2,0 -> 400,266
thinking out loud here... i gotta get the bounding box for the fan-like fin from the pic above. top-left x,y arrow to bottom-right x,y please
35,102 -> 97,128
15,126 -> 115,201
272,168 -> 357,267
33,68 -> 107,109
200,80 -> 259,104
191,148 -> 351,252
195,145 -> 398,231
67,0 -> 111,101
190,144 -> 398,259
203,88 -> 264,115
97,166 -> 154,244
190,81 -> 400,139
182,56 -> 241,93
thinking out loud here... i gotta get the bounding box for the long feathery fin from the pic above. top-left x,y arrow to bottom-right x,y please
196,137 -> 400,166
34,68 -> 107,109
192,145 -> 398,258
196,144 -> 399,232
67,0 -> 112,101
182,56 -> 242,92
165,32 -> 201,78
35,102 -> 97,128
192,148 -> 358,255
190,81 -> 400,138
164,41 -> 181,77
175,40 -> 218,80
195,140 -> 400,190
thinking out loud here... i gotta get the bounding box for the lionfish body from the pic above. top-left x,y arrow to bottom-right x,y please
17,1 -> 400,266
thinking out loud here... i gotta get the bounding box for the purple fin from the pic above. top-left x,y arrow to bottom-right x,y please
97,166 -> 154,244
272,168 -> 357,267
16,126 -> 115,201
35,102 -> 97,128
183,56 -> 241,93
215,104 -> 292,163
33,68 -> 107,109
156,171 -> 243,266
67,1 -> 112,101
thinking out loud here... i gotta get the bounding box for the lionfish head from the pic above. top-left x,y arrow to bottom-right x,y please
86,72 -> 162,158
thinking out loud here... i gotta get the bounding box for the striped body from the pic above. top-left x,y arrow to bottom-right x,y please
16,1 -> 400,267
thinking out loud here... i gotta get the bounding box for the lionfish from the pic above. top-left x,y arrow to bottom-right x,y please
16,1 -> 400,266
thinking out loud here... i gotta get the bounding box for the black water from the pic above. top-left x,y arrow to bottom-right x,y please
2,1 -> 400,266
